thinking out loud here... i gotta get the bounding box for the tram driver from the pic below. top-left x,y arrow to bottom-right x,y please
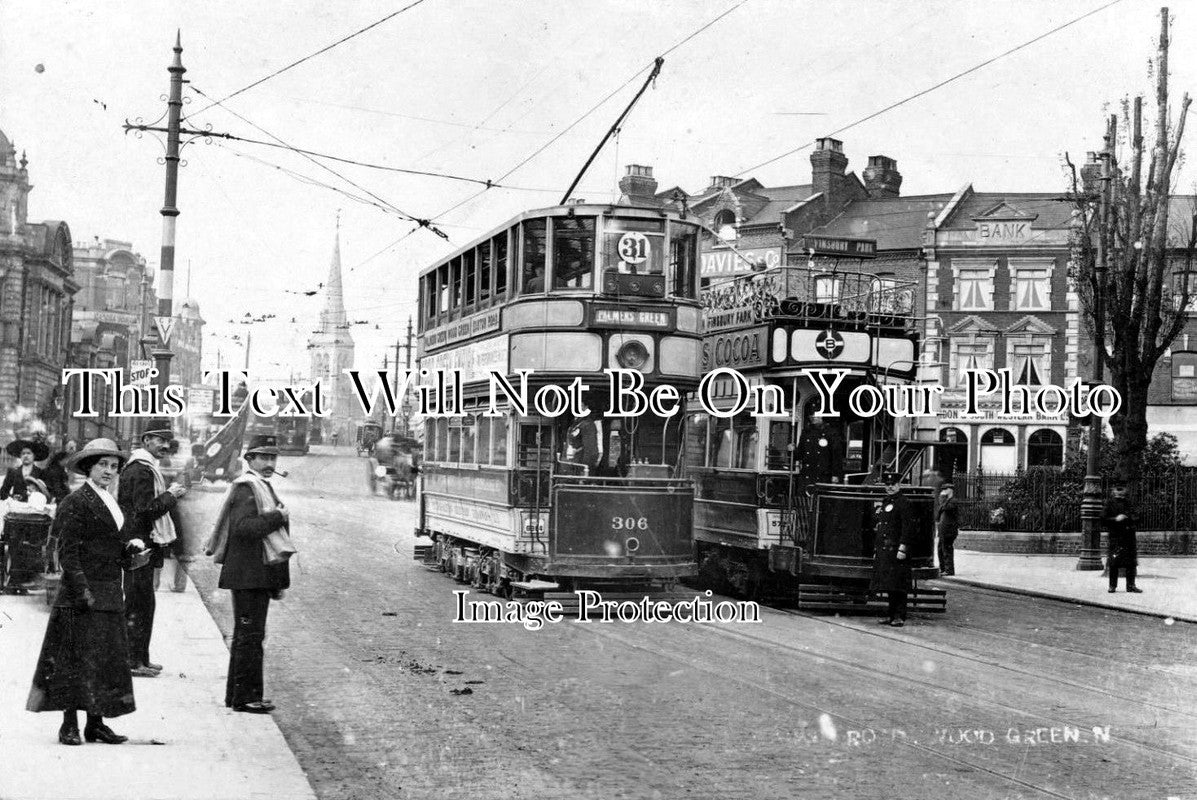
797,405 -> 846,484
562,408 -> 604,475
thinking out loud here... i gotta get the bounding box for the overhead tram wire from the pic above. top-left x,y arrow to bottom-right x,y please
733,0 -> 1125,177
428,0 -> 753,225
187,0 -> 432,119
189,84 -> 450,240
201,128 -> 556,191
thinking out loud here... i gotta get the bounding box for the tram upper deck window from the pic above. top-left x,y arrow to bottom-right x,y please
423,273 -> 437,324
669,224 -> 698,298
450,257 -> 464,315
463,249 -> 477,308
553,217 -> 595,290
495,232 -> 509,300
478,241 -> 492,304
602,217 -> 664,275
437,264 -> 450,316
521,219 -> 547,294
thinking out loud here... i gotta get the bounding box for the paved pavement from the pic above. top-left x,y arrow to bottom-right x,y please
945,550 -> 1197,623
0,565 -> 317,800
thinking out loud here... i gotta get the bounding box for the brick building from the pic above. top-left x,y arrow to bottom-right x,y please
0,127 -> 77,440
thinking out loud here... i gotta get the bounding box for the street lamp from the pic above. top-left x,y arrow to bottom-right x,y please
1077,136 -> 1113,571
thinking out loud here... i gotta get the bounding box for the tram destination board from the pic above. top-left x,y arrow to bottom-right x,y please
588,303 -> 674,329
801,235 -> 877,259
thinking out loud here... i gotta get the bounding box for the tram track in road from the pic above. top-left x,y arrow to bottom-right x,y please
925,583 -> 1195,680
568,619 -> 1081,800
697,607 -> 1197,769
769,604 -> 1197,721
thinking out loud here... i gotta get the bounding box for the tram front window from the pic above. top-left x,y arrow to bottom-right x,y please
553,217 -> 594,290
603,218 -> 664,275
522,219 -> 547,294
669,224 -> 698,299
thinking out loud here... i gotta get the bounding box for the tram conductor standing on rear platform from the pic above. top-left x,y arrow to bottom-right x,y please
872,472 -> 914,627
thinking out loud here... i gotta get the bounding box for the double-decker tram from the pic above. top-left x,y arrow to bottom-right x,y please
413,203 -> 703,595
686,237 -> 944,611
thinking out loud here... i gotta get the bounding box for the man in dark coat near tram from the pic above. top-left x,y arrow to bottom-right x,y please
871,472 -> 914,626
1103,480 -> 1141,593
797,411 -> 845,484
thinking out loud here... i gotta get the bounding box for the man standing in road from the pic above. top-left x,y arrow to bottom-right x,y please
206,434 -> 291,714
120,419 -> 186,678
1103,480 -> 1142,593
936,483 -> 959,576
871,472 -> 914,627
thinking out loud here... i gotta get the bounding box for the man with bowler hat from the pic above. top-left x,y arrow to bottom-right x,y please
1103,480 -> 1142,593
205,434 -> 291,713
936,482 -> 959,576
871,472 -> 915,626
119,418 -> 187,677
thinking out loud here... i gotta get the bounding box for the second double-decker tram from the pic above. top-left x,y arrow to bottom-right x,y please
686,240 -> 942,608
414,203 -> 703,594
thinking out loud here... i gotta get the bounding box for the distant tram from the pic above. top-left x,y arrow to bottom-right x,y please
686,238 -> 943,609
413,203 -> 703,594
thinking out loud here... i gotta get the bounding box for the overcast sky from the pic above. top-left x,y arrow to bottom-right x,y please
1,0 -> 1191,381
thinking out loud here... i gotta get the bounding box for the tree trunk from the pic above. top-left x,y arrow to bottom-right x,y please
1113,380 -> 1152,484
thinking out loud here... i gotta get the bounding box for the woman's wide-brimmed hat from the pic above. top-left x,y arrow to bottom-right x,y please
6,439 -> 49,461
68,438 -> 128,475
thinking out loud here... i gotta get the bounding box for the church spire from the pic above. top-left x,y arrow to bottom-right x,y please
319,213 -> 348,331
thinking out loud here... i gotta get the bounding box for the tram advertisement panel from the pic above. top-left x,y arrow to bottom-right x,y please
551,484 -> 692,558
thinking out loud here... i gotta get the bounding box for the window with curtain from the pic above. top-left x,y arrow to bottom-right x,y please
956,268 -> 993,311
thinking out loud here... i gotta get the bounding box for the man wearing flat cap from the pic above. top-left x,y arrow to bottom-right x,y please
1,438 -> 48,502
205,434 -> 291,714
119,418 -> 187,677
871,471 -> 915,627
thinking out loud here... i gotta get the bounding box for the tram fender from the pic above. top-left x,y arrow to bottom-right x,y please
768,544 -> 801,576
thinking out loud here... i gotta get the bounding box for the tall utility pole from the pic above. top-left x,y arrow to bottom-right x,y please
152,32 -> 185,401
398,317 -> 414,436
1077,114 -> 1116,571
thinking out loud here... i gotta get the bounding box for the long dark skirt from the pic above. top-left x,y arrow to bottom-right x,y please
26,607 -> 136,718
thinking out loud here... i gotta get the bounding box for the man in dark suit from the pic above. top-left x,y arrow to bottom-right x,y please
1103,480 -> 1141,593
215,435 -> 291,714
871,472 -> 915,627
797,411 -> 845,484
119,419 -> 186,677
936,483 -> 959,576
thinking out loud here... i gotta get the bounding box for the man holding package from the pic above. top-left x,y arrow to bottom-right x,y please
120,419 -> 186,678
205,434 -> 294,714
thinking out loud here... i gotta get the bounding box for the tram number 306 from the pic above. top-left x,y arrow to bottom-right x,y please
611,516 -> 650,531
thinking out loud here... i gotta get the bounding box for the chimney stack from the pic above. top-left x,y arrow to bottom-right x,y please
810,137 -> 849,204
618,164 -> 660,206
863,155 -> 902,198
1080,152 -> 1102,197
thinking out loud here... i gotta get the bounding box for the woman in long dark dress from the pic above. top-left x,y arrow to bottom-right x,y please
26,438 -> 148,745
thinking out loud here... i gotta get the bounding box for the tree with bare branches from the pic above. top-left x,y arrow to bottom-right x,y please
1066,7 -> 1195,483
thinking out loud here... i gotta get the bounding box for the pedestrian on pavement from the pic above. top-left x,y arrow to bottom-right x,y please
26,438 -> 150,746
205,434 -> 291,714
42,449 -> 73,503
936,483 -> 959,576
1103,480 -> 1141,593
1,438 -> 48,502
871,472 -> 915,627
119,419 -> 187,678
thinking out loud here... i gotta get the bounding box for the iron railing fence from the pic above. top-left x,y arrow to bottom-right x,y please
946,469 -> 1197,532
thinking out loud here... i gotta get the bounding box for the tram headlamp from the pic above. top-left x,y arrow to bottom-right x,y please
615,340 -> 650,370
374,465 -> 388,478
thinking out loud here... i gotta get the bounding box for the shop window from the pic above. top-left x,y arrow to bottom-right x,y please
1172,352 -> 1197,401
1027,429 -> 1063,468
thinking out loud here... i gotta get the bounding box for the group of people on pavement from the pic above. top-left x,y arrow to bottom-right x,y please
18,420 -> 293,745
